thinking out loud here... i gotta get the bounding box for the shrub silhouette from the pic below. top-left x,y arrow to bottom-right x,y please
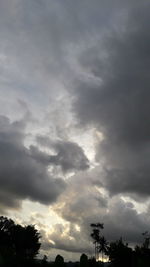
55,254 -> 65,267
80,253 -> 88,267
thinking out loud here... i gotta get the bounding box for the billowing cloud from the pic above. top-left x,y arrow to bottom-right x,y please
0,0 -> 150,260
73,3 -> 150,198
46,171 -> 150,254
36,136 -> 89,172
0,115 -> 66,210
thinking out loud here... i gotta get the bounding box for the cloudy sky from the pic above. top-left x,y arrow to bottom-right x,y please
0,0 -> 150,261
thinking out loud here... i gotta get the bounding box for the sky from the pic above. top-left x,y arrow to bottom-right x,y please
0,0 -> 150,261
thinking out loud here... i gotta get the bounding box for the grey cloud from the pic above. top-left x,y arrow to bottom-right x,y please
101,166 -> 150,199
53,170 -> 107,223
50,141 -> 89,172
45,2 -> 150,255
0,115 -> 66,210
102,198 -> 149,243
49,171 -> 150,252
36,136 -> 89,172
1,0 -> 150,258
73,3 -> 150,197
30,145 -> 51,166
48,223 -> 92,254
0,0 -> 142,136
0,0 -> 133,92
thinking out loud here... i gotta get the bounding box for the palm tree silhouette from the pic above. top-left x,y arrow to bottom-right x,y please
90,223 -> 104,260
98,236 -> 109,264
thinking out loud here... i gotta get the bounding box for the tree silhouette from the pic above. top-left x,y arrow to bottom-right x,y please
142,231 -> 150,249
106,238 -> 132,267
0,216 -> 41,267
134,232 -> 150,266
42,255 -> 48,266
12,224 -> 41,264
90,223 -> 104,260
80,253 -> 88,267
55,254 -> 65,267
0,216 -> 15,265
98,236 -> 109,264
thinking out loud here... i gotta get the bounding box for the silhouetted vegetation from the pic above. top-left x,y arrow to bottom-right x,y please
90,222 -> 150,267
90,223 -> 104,260
98,236 -> 109,264
0,216 -> 40,267
42,255 -> 48,266
106,238 -> 132,267
54,255 -> 65,267
80,254 -> 88,267
1,216 -> 150,267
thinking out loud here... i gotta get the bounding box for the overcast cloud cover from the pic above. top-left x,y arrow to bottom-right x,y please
0,0 -> 150,261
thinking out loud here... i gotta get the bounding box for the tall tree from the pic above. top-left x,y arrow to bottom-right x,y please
142,231 -> 150,249
90,223 -> 104,260
98,236 -> 109,264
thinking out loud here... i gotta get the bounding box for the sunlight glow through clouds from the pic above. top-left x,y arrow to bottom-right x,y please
8,200 -> 66,228
121,196 -> 149,214
0,0 -> 150,261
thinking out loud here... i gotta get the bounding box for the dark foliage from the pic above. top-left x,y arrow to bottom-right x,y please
90,222 -> 104,260
106,238 -> 133,267
0,216 -> 41,267
1,215 -> 150,267
54,254 -> 65,267
90,223 -> 150,267
80,254 -> 88,267
98,236 -> 109,263
88,257 -> 97,267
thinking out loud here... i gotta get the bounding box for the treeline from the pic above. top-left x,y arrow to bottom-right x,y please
0,216 -> 150,267
90,222 -> 150,267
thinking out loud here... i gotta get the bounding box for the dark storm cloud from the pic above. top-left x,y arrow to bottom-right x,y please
36,136 -> 89,172
0,115 -> 66,210
49,141 -> 89,172
102,198 -> 149,243
1,0 -> 150,257
73,3 -> 150,198
0,0 -> 136,100
45,1 -> 150,255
